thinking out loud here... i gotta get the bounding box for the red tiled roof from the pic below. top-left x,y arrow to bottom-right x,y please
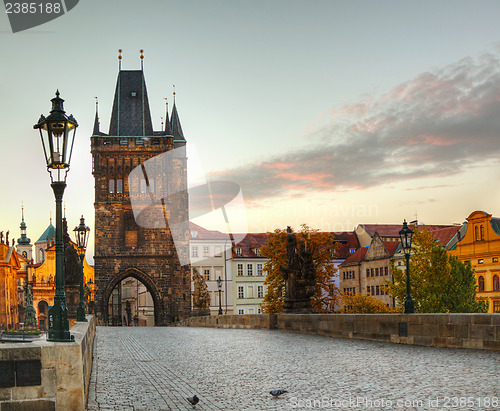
331,231 -> 360,259
340,247 -> 368,267
383,241 -> 400,257
426,226 -> 461,247
361,223 -> 455,237
233,233 -> 268,258
189,222 -> 228,239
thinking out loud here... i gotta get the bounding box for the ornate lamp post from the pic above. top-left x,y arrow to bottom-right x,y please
73,216 -> 90,322
399,220 -> 414,314
217,276 -> 223,315
34,90 -> 78,342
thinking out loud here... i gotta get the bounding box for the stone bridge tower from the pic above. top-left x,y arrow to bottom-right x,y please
91,65 -> 190,325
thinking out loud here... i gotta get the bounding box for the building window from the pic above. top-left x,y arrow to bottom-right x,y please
493,301 -> 500,313
385,267 -> 388,276
257,263 -> 263,276
238,309 -> 244,314
478,259 -> 484,264
254,248 -> 260,256
480,225 -> 485,241
376,285 -> 380,295
235,247 -> 242,256
191,247 -> 198,257
237,263 -> 243,276
203,246 -> 209,257
493,257 -> 499,263
493,275 -> 499,291
258,307 -> 262,314
478,276 -> 485,292
204,269 -> 210,281
247,264 -> 253,276
475,225 -> 480,241
238,286 -> 244,299
257,285 -> 264,298
117,179 -> 123,193
109,179 -> 115,193
375,268 -> 379,276
370,268 -> 374,277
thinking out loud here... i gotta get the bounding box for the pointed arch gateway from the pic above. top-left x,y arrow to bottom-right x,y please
102,267 -> 163,326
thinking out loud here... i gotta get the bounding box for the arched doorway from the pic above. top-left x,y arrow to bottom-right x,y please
38,301 -> 48,330
102,268 -> 162,326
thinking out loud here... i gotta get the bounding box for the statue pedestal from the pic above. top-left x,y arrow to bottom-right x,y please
65,285 -> 79,319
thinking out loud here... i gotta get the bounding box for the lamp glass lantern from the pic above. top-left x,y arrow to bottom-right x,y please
74,216 -> 90,251
34,90 -> 78,182
399,220 -> 413,254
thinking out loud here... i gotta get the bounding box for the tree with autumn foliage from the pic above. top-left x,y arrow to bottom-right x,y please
342,293 -> 392,313
388,227 -> 488,313
260,225 -> 340,313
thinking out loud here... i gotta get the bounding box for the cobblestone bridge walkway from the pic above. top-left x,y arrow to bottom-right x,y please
87,327 -> 499,411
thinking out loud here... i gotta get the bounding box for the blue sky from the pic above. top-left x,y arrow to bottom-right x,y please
1,1 -> 500,261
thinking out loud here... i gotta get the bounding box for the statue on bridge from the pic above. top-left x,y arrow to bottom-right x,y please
280,226 -> 316,313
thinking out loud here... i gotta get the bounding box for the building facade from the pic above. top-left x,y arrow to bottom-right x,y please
232,234 -> 268,314
189,223 -> 233,315
0,234 -> 20,329
448,211 -> 500,313
339,233 -> 398,309
91,65 -> 190,325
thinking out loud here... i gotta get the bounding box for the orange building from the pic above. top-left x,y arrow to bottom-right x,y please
0,234 -> 21,329
448,211 -> 500,313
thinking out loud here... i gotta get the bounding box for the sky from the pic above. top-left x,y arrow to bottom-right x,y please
1,0 -> 500,263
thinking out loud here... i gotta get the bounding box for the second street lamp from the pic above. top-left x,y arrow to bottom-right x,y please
74,216 -> 90,322
217,276 -> 223,315
399,220 -> 415,314
34,90 -> 78,342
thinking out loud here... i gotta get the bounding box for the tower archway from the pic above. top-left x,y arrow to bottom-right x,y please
102,268 -> 163,326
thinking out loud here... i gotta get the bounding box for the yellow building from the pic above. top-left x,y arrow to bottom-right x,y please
448,211 -> 500,313
0,234 -> 21,329
28,220 -> 94,329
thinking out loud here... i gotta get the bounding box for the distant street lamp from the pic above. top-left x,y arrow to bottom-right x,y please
217,276 -> 223,315
34,90 -> 78,342
74,216 -> 90,322
399,220 -> 414,314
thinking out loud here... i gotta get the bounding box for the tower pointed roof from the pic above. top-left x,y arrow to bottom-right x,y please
92,108 -> 100,135
17,207 -> 31,245
36,219 -> 55,243
109,70 -> 154,136
170,101 -> 185,141
164,100 -> 171,135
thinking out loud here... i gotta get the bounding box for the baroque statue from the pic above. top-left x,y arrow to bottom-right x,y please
280,226 -> 316,313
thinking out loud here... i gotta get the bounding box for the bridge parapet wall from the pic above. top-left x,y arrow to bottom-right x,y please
179,313 -> 500,350
0,315 -> 96,410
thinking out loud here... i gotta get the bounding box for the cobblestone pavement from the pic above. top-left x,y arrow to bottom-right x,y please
87,327 -> 499,411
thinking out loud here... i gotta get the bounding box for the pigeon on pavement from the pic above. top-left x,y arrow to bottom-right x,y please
187,395 -> 199,408
270,389 -> 288,398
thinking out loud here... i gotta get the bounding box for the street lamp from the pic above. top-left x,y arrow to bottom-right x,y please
34,90 -> 78,342
399,220 -> 414,314
74,216 -> 90,322
217,276 -> 223,315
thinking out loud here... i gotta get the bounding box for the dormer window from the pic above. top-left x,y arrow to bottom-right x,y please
254,248 -> 260,256
235,247 -> 242,256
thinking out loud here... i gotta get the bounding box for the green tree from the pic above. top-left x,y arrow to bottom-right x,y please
261,225 -> 339,313
389,228 -> 487,313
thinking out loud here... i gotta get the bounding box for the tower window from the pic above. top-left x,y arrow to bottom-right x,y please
117,179 -> 123,194
109,179 -> 115,194
131,92 -> 137,97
